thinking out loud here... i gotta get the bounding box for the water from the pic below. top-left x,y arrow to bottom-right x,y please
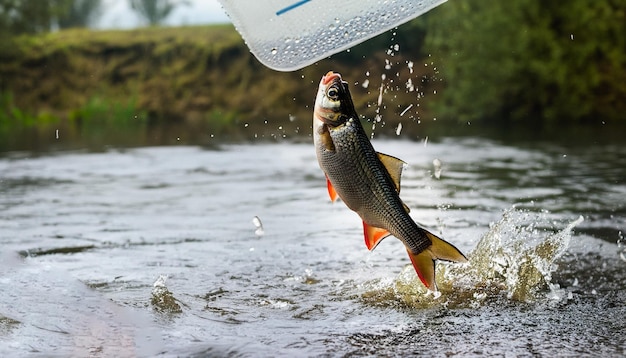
0,138 -> 624,356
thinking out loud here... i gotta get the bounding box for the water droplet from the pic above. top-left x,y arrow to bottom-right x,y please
252,216 -> 264,236
361,79 -> 370,88
405,78 -> 414,92
270,48 -> 278,55
618,231 -> 626,262
433,158 -> 442,179
400,104 -> 413,116
395,123 -> 402,136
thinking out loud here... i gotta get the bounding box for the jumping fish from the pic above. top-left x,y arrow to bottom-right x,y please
313,71 -> 467,291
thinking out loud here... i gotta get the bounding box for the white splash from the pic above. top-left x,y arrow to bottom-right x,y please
362,208 -> 585,308
395,123 -> 402,136
252,216 -> 265,236
432,158 -> 442,179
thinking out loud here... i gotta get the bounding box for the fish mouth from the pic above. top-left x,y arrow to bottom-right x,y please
322,71 -> 342,85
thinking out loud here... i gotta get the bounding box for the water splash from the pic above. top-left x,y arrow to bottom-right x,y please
432,158 -> 442,179
618,231 -> 625,262
151,275 -> 182,314
252,216 -> 265,236
464,208 -> 583,301
361,208 -> 584,308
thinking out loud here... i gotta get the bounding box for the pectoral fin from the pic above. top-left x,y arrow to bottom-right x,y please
363,222 -> 391,250
326,176 -> 338,202
377,152 -> 405,193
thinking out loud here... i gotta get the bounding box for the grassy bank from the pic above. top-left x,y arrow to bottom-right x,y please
0,25 -> 449,151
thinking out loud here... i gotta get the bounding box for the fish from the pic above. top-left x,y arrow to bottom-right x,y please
313,71 -> 467,291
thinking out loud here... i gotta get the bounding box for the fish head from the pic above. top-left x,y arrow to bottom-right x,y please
313,71 -> 358,128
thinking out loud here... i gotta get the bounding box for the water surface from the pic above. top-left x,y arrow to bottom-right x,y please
0,138 -> 624,356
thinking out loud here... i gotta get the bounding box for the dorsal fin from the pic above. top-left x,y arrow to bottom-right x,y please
377,152 -> 405,193
363,222 -> 391,250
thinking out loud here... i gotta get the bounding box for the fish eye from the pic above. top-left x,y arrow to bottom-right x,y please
327,86 -> 339,100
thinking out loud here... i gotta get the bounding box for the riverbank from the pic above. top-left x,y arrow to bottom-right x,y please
0,25 -> 450,151
2,24 -> 624,153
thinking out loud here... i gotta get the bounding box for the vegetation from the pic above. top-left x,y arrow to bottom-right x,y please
0,0 -> 101,34
422,0 -> 626,125
0,24 -> 444,150
129,0 -> 190,26
0,0 -> 624,151
57,0 -> 102,29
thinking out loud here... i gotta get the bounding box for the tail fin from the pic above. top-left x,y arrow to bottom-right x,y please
406,230 -> 467,291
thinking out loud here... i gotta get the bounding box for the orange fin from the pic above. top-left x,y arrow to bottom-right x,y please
363,222 -> 391,250
406,229 -> 467,291
407,249 -> 437,291
326,176 -> 338,202
424,229 -> 467,263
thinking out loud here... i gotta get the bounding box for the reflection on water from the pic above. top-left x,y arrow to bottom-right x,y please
0,139 -> 624,356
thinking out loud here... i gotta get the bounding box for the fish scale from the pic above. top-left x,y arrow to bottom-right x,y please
321,117 -> 431,255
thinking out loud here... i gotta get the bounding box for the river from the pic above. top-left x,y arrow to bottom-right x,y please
0,137 -> 624,357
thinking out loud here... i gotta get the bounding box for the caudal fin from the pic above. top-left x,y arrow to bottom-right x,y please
406,230 -> 467,291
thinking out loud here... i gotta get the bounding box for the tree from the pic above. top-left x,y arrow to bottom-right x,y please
0,0 -> 71,34
129,0 -> 190,26
423,0 -> 626,124
0,0 -> 98,33
58,0 -> 102,29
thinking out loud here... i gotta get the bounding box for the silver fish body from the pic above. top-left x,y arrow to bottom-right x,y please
313,71 -> 466,291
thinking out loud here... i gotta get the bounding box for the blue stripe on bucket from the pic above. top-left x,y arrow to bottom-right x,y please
276,0 -> 312,16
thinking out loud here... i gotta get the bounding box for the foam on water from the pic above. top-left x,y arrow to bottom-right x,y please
361,207 -> 584,308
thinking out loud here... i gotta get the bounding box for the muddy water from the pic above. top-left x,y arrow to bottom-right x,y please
0,138 -> 624,357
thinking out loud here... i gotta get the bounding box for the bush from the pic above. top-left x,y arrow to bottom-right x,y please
424,0 -> 626,124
